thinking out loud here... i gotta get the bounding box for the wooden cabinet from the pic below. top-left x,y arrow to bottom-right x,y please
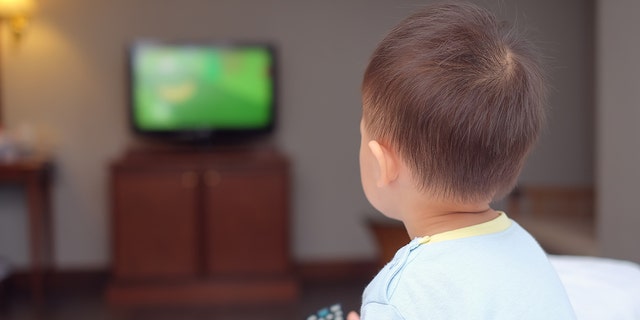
204,168 -> 290,276
112,169 -> 200,279
107,148 -> 298,306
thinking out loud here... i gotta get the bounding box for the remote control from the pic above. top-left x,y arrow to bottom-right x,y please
306,303 -> 344,320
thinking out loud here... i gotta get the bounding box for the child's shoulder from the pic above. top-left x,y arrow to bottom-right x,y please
364,223 -> 575,318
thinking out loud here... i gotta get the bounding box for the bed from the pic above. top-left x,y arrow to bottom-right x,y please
549,255 -> 640,320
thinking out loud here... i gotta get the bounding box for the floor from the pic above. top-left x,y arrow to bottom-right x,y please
0,280 -> 367,320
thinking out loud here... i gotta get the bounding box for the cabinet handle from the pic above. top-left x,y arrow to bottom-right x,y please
181,171 -> 198,188
205,170 -> 221,187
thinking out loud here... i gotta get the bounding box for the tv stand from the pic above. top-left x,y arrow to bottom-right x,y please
107,147 -> 298,306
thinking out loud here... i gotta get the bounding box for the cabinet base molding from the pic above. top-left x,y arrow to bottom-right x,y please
106,276 -> 298,306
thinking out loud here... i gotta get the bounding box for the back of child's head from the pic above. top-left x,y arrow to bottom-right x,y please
362,2 -> 545,202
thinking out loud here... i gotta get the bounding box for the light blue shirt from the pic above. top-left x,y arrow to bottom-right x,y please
361,217 -> 576,319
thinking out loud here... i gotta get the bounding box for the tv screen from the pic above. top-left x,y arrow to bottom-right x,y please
129,41 -> 276,141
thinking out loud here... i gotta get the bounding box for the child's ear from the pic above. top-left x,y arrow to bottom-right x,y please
368,140 -> 399,187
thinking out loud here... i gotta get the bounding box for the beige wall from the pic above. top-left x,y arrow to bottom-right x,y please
597,0 -> 640,263
0,0 -> 594,269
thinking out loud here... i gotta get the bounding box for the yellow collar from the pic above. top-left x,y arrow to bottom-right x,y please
418,212 -> 511,245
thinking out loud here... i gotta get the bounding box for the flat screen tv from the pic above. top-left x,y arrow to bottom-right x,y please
128,41 -> 277,143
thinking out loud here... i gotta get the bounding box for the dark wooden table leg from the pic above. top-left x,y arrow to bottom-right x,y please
26,171 -> 48,305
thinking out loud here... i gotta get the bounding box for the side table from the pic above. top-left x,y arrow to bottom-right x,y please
0,157 -> 53,304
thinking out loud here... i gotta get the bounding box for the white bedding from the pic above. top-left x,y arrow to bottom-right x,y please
549,255 -> 640,320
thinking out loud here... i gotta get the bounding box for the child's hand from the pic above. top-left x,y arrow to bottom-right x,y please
347,311 -> 360,320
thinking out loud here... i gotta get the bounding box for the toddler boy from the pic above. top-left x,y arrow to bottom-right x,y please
350,2 -> 576,319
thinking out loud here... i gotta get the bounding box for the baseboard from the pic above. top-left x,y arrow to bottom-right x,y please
8,268 -> 109,295
6,259 -> 378,295
296,259 -> 378,283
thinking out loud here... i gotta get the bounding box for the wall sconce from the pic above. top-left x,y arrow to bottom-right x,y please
0,0 -> 35,126
0,0 -> 35,38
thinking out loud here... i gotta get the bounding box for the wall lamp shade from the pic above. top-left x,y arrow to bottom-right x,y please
0,0 -> 35,17
0,0 -> 35,37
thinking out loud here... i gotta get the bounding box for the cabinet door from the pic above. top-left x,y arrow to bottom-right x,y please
112,169 -> 200,279
203,166 -> 289,276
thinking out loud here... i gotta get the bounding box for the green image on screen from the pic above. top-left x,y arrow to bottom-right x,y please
133,44 -> 273,131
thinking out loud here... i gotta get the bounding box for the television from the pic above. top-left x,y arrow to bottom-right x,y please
128,41 -> 277,143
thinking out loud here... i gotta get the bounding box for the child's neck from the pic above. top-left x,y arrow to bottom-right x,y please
401,200 -> 500,239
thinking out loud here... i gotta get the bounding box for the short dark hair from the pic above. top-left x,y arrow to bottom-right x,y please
362,2 -> 546,202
